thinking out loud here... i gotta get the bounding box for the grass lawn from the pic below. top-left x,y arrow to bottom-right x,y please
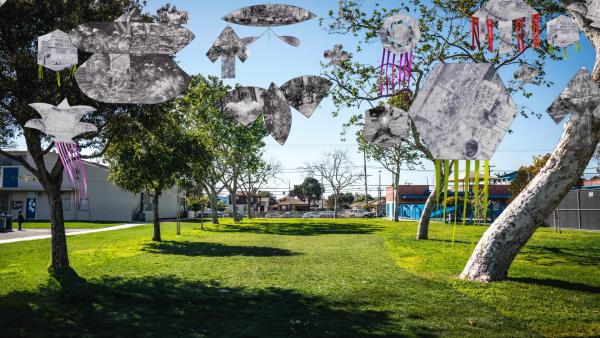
18,221 -> 127,230
0,219 -> 598,337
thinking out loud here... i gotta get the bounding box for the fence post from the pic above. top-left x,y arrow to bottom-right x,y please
576,189 -> 582,230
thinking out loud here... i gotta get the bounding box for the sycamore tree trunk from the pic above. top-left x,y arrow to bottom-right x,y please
208,188 -> 219,225
230,179 -> 240,222
416,189 -> 436,240
333,193 -> 339,219
47,180 -> 69,273
460,1 -> 600,282
246,192 -> 253,219
152,189 -> 162,242
461,116 -> 600,282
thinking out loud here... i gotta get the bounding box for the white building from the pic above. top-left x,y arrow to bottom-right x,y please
0,151 -> 178,222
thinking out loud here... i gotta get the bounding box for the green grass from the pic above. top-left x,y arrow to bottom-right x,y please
0,218 -> 598,337
18,221 -> 126,229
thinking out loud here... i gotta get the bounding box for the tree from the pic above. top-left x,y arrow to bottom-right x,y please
460,0 -> 600,282
595,146 -> 600,175
0,0 -> 145,275
326,193 -> 355,210
321,1 -> 559,239
508,154 -> 552,201
290,177 -> 323,211
177,75 -> 269,224
305,150 -> 361,218
105,105 -> 210,242
238,157 -> 281,219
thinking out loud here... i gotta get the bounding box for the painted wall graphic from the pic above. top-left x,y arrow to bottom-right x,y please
471,0 -> 540,54
69,9 -> 194,104
378,14 -> 420,95
25,99 -> 97,202
222,4 -> 316,47
364,104 -> 410,148
207,26 -> 257,79
37,30 -> 78,86
222,76 -> 332,145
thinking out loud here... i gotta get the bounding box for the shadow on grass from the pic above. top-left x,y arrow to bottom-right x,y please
142,241 -> 299,257
510,277 -> 600,294
203,220 -> 385,236
520,245 -> 600,267
0,275 -> 410,338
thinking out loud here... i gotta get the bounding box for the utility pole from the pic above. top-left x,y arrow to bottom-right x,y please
321,176 -> 325,211
288,180 -> 291,211
363,149 -> 369,208
378,170 -> 382,216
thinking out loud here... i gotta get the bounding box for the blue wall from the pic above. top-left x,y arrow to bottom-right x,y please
387,202 -> 508,221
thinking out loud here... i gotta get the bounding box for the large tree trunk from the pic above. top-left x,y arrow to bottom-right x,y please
460,116 -> 600,282
333,194 -> 339,219
152,189 -> 161,242
209,187 -> 219,225
231,180 -> 240,222
48,181 -> 69,273
246,195 -> 253,219
416,189 -> 436,240
460,1 -> 600,282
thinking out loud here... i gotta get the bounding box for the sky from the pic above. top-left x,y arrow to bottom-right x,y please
17,0 -> 598,198
140,0 -> 599,198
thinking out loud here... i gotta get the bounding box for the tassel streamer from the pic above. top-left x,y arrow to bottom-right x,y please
473,160 -> 481,225
462,160 -> 471,226
435,160 -> 441,209
471,17 -> 480,49
483,161 -> 490,224
56,71 -> 61,87
442,160 -> 450,223
532,14 -> 540,49
575,41 -> 581,53
38,65 -> 43,80
486,19 -> 494,52
451,161 -> 459,246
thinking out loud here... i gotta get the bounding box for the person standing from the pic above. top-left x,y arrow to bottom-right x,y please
17,210 -> 24,231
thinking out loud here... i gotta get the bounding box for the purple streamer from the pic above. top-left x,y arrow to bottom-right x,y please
408,51 -> 414,87
391,53 -> 397,91
379,48 -> 385,95
385,50 -> 391,95
398,54 -> 404,85
57,142 -> 76,188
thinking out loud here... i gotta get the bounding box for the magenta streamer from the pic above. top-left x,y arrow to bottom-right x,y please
407,51 -> 413,87
57,142 -> 76,188
385,50 -> 391,95
71,144 -> 89,200
379,48 -> 385,95
391,53 -> 397,91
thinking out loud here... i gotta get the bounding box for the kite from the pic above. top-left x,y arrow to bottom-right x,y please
222,4 -> 316,47
69,9 -> 194,104
25,99 -> 97,203
222,76 -> 332,145
364,104 -> 410,148
547,67 -> 600,149
513,63 -> 540,87
324,44 -> 350,67
207,26 -> 258,79
0,0 -> 5,7
568,0 -> 600,28
378,14 -> 420,95
471,0 -> 540,54
547,15 -> 581,59
408,63 -> 517,231
37,30 -> 78,87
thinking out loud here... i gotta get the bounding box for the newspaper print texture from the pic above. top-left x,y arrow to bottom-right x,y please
513,63 -> 540,86
37,30 -> 78,72
408,63 -> 517,160
280,76 -> 333,118
207,26 -> 257,78
222,4 -> 316,27
222,87 -> 266,127
25,99 -> 97,143
364,104 -> 410,148
69,9 -> 194,104
498,21 -> 514,54
379,14 -> 420,55
324,44 -> 350,67
547,15 -> 580,48
472,0 -> 538,22
264,83 -> 293,145
568,0 -> 600,28
547,67 -> 600,124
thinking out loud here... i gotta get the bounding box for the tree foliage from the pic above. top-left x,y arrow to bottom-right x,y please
508,154 -> 552,201
326,192 -> 355,210
290,177 -> 323,209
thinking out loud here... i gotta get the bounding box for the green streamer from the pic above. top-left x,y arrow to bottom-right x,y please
462,160 -> 471,226
547,44 -> 554,55
70,64 -> 77,78
435,160 -> 441,207
575,41 -> 581,53
451,161 -> 459,245
56,71 -> 61,87
442,160 -> 450,223
473,160 -> 481,225
38,65 -> 43,80
483,161 -> 490,224
563,48 -> 568,61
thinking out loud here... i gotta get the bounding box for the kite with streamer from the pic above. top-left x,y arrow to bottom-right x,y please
471,0 -> 540,54
409,63 -> 517,237
37,30 -> 78,87
222,4 -> 316,47
378,14 -> 420,95
222,76 -> 332,145
68,9 -> 194,104
25,99 -> 97,203
547,15 -> 581,60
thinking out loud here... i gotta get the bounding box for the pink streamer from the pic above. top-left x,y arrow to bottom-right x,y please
379,48 -> 386,95
57,142 -> 76,188
71,144 -> 89,200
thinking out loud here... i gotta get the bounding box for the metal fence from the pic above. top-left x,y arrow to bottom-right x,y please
545,188 -> 600,231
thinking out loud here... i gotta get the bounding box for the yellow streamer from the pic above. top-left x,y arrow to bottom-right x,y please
451,161 -> 459,245
473,160 -> 481,225
462,160 -> 471,226
56,72 -> 61,87
483,161 -> 490,224
442,160 -> 450,223
435,160 -> 441,208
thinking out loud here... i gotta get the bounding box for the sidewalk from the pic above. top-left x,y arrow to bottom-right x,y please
0,223 -> 144,244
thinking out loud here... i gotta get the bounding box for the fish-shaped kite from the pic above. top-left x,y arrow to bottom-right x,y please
222,76 -> 332,145
25,99 -> 97,202
69,9 -> 194,104
222,4 -> 316,47
409,63 -> 517,230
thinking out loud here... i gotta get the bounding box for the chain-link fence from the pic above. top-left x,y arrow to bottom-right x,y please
545,189 -> 600,231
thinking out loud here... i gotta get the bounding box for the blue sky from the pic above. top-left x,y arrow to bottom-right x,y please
145,1 -> 597,197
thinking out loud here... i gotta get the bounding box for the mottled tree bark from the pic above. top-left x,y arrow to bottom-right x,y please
48,182 -> 69,272
460,0 -> 600,282
416,189 -> 436,240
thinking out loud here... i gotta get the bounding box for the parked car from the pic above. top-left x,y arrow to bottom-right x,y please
282,211 -> 302,218
195,211 -> 223,218
302,212 -> 320,218
348,209 -> 373,218
265,213 -> 280,218
318,211 -> 335,218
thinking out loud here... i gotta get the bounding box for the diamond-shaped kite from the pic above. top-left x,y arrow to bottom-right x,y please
25,99 -> 97,202
207,26 -> 257,79
69,9 -> 194,104
364,104 -> 410,148
37,30 -> 78,86
378,14 -> 420,95
471,0 -> 540,54
222,76 -> 332,145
